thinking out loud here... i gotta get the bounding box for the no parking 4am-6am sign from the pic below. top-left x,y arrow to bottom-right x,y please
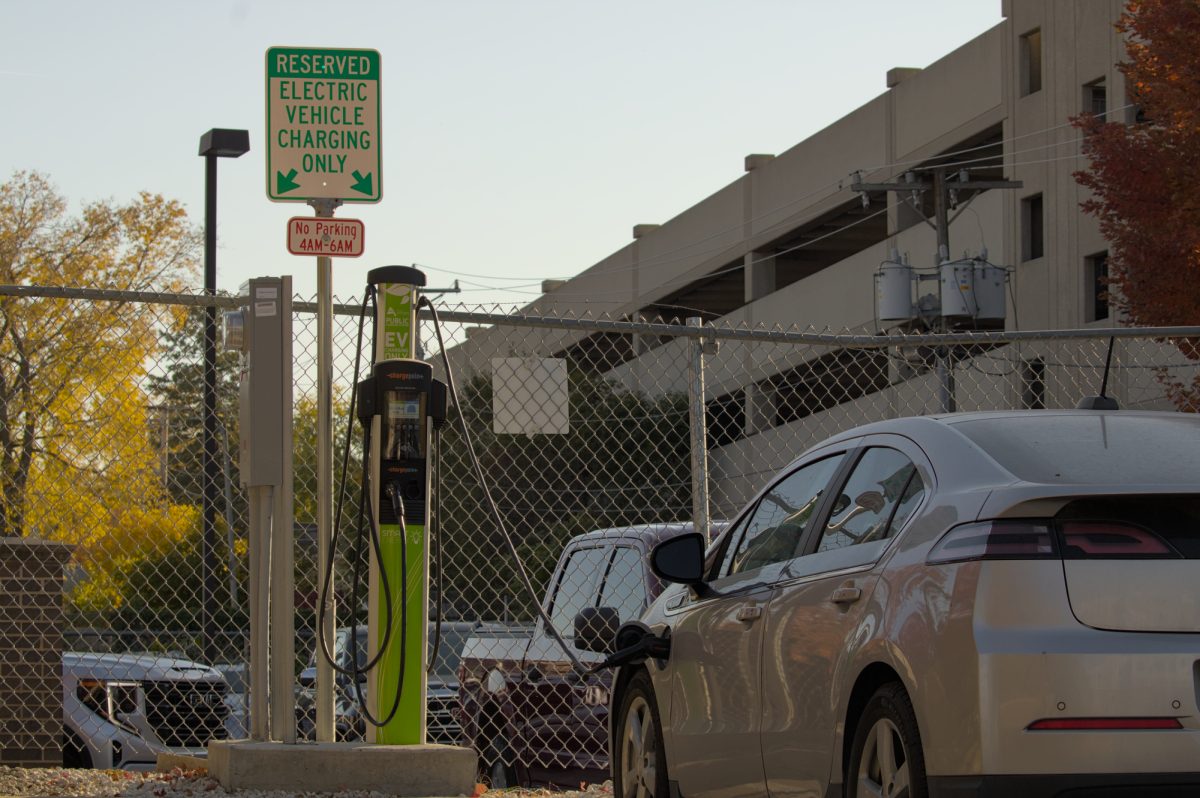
265,46 -> 382,203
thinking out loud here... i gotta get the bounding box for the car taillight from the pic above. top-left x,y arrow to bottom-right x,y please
927,520 -> 1056,564
1027,717 -> 1183,731
1059,521 -> 1179,558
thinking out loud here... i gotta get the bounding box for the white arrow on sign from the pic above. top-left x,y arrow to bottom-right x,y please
286,217 -> 365,258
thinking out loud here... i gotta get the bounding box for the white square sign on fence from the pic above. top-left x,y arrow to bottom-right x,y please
492,358 -> 569,435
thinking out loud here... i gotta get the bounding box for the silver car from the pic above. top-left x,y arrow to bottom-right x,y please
602,411 -> 1200,798
62,652 -> 229,769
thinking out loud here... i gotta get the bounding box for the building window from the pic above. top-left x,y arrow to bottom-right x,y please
1022,194 -> 1044,261
1086,251 -> 1110,322
1022,358 -> 1046,409
1126,87 -> 1148,124
1021,29 -> 1042,96
706,392 -> 745,448
1084,78 -> 1107,118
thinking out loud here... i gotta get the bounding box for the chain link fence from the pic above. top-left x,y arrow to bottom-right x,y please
1,284 -> 1198,777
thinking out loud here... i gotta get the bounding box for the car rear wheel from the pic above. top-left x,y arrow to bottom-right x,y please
614,670 -> 668,798
846,683 -> 927,798
62,729 -> 92,769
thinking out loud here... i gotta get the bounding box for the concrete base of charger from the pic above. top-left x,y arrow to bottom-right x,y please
206,740 -> 478,796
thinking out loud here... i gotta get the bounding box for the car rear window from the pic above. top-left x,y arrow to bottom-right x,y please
948,414 -> 1200,484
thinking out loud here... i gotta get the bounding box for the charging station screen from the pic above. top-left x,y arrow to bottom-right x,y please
384,390 -> 425,459
388,398 -> 421,419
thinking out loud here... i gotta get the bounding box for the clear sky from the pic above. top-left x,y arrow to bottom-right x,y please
0,0 -> 1003,307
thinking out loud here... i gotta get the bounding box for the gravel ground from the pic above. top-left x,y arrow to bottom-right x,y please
0,767 -> 613,798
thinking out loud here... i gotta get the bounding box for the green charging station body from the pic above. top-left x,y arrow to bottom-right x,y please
366,266 -> 428,744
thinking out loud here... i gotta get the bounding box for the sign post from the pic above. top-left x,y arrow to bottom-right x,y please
266,45 -> 381,745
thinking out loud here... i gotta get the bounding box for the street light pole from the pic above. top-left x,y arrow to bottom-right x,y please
198,128 -> 249,664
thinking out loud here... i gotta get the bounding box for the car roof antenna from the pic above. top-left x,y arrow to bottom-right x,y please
1076,335 -> 1120,410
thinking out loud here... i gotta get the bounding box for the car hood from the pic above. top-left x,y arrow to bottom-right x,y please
63,651 -> 222,682
427,677 -> 458,697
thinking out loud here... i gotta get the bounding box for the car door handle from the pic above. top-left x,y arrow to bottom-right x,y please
736,605 -> 762,622
830,586 -> 862,605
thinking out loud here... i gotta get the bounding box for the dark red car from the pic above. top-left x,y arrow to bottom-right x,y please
457,523 -> 711,788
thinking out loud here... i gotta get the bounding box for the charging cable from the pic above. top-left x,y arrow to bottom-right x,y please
346,478 -> 407,728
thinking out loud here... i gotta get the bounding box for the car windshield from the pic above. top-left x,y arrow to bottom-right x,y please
948,413 -> 1200,484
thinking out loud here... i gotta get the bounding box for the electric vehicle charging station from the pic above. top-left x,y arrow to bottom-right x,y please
359,265 -> 447,744
312,265 -> 448,744
209,268 -> 473,794
209,43 -> 472,793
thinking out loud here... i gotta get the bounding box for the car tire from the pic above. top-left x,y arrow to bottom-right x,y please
482,739 -> 517,788
846,682 -> 927,798
62,729 -> 93,769
613,669 -> 669,798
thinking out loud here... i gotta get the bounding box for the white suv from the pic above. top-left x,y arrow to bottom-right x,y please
62,652 -> 229,770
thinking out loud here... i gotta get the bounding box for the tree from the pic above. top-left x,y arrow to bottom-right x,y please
1071,0 -> 1200,407
293,389 -> 360,528
293,389 -> 366,629
0,172 -> 209,647
0,171 -> 201,538
147,306 -> 242,510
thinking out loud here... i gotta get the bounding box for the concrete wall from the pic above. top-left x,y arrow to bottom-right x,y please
893,28 -> 1004,160
1004,0 -> 1126,331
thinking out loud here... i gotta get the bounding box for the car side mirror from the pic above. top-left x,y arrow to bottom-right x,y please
650,532 -> 706,586
574,607 -> 620,654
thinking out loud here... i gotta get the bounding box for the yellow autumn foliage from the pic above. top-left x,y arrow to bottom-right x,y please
0,171 -> 202,612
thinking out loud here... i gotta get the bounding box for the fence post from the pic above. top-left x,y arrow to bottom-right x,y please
686,318 -> 712,543
937,347 -> 956,413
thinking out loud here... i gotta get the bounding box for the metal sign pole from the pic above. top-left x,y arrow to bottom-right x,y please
686,317 -> 713,544
267,44 -> 380,743
311,199 -> 341,743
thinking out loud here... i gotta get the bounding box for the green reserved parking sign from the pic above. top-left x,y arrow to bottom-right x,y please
266,46 -> 382,203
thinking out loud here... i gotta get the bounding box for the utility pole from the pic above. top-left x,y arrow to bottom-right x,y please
852,167 -> 1022,413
